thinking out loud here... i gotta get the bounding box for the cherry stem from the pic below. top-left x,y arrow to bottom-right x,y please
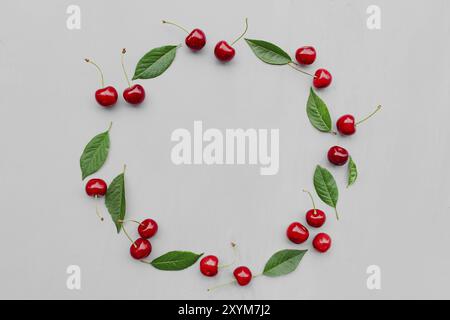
121,48 -> 132,88
118,219 -> 144,227
302,189 -> 317,215
107,122 -> 113,132
207,279 -> 236,292
94,196 -> 104,222
334,208 -> 340,220
230,18 -> 249,46
121,224 -> 137,248
288,62 -> 316,78
85,58 -> 105,88
356,105 -> 382,126
162,20 -> 189,34
219,242 -> 238,269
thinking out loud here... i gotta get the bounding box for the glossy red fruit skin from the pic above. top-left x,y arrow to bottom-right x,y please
123,84 -> 145,105
337,115 -> 356,135
85,179 -> 107,197
306,209 -> 326,228
200,255 -> 219,277
186,29 -> 206,50
95,86 -> 118,107
295,46 -> 316,65
286,222 -> 309,244
313,233 -> 332,253
233,266 -> 252,286
138,219 -> 158,239
313,69 -> 332,88
214,41 -> 235,62
130,238 -> 152,260
327,146 -> 349,166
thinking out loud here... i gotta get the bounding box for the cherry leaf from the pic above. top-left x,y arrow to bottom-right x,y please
314,165 -> 340,219
306,88 -> 333,133
79,124 -> 111,180
245,39 -> 292,65
150,251 -> 203,271
263,249 -> 307,277
348,156 -> 358,187
105,167 -> 126,233
133,45 -> 178,80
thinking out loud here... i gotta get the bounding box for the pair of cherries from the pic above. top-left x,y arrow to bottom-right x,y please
201,257 -> 252,287
200,244 -> 253,288
286,190 -> 332,253
85,178 -> 158,260
124,218 -> 158,260
162,19 -> 249,62
85,49 -> 146,108
294,46 -> 332,89
327,105 -> 383,165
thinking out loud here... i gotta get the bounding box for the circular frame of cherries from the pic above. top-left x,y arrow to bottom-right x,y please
81,19 -> 381,291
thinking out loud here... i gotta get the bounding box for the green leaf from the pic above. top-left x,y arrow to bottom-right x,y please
132,45 -> 178,80
105,167 -> 126,233
244,39 -> 292,65
314,165 -> 340,219
263,249 -> 307,277
306,88 -> 333,133
347,157 -> 358,187
79,124 -> 111,180
150,251 -> 203,271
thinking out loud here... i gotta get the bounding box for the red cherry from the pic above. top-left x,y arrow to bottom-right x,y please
313,233 -> 332,253
336,114 -> 356,136
214,41 -> 235,62
200,255 -> 219,277
85,58 -> 118,107
186,29 -> 206,50
233,266 -> 252,286
120,49 -> 146,105
302,190 -> 326,228
214,18 -> 248,62
295,46 -> 316,65
130,238 -> 152,260
286,222 -> 309,244
337,105 -> 382,136
313,68 -> 332,88
85,178 -> 107,197
138,219 -> 158,239
95,86 -> 118,107
306,209 -> 326,228
85,178 -> 108,221
327,146 -> 349,166
162,21 -> 207,51
123,84 -> 146,105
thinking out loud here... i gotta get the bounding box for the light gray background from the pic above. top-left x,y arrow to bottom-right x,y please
0,0 -> 449,300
